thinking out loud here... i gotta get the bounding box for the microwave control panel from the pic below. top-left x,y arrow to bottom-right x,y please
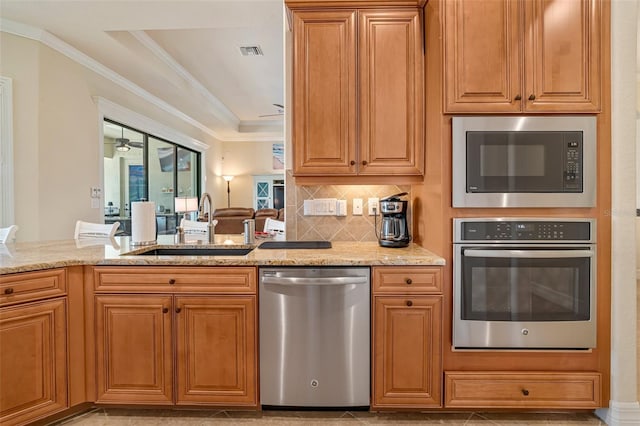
563,134 -> 583,191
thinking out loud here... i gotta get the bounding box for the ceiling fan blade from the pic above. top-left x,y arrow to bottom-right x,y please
273,103 -> 284,109
128,141 -> 144,148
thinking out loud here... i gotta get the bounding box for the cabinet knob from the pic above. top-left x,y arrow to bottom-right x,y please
175,307 -> 182,313
406,300 -> 413,307
522,389 -> 530,396
528,94 -> 536,101
162,307 -> 169,314
168,279 -> 176,285
361,160 -> 368,166
3,287 -> 13,295
514,94 -> 521,101
405,278 -> 412,285
350,160 -> 356,166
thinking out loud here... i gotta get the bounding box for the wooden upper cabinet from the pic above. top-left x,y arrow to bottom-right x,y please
444,0 -> 601,113
523,0 -> 601,112
292,10 -> 357,175
359,10 -> 424,175
291,6 -> 425,176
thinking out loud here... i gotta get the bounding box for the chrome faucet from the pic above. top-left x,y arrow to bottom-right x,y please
198,193 -> 215,243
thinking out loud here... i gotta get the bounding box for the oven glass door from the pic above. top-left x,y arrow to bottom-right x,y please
461,247 -> 592,322
466,131 -> 581,193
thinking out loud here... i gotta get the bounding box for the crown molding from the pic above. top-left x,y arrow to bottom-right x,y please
130,30 -> 240,128
1,18 -> 283,143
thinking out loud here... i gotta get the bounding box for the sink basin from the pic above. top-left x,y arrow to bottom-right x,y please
134,247 -> 254,256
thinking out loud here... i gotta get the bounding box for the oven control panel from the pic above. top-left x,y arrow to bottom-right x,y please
460,220 -> 592,241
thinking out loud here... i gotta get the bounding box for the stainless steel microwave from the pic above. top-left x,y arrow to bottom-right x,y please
452,116 -> 596,208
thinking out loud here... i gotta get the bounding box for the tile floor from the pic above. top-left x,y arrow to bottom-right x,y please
56,408 -> 605,425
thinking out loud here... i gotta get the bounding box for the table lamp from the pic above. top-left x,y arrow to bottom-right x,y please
174,196 -> 199,221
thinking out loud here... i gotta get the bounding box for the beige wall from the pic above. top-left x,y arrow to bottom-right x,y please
1,32 -> 222,241
213,141 -> 284,209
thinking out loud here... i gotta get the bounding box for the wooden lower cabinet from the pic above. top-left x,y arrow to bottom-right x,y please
372,296 -> 442,408
92,266 -> 258,407
0,298 -> 68,425
95,295 -> 173,404
445,371 -> 602,409
175,296 -> 256,405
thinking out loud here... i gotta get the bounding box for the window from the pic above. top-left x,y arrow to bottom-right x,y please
103,119 -> 201,235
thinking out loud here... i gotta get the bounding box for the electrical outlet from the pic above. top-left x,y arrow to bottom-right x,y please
368,198 -> 379,215
352,198 -> 363,215
90,187 -> 102,198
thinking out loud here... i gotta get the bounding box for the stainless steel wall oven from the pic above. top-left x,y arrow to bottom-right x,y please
453,218 -> 596,350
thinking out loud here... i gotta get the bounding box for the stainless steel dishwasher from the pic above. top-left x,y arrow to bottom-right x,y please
259,267 -> 370,407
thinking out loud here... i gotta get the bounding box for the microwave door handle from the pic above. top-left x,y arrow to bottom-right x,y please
463,249 -> 594,258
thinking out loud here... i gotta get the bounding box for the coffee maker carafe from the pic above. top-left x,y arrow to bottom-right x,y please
378,192 -> 410,248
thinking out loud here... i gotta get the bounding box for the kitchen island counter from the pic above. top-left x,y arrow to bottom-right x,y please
0,235 -> 445,275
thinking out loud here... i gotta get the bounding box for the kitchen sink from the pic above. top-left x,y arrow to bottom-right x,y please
133,247 -> 254,256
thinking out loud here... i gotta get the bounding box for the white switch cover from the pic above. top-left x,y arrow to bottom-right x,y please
336,199 -> 347,216
353,198 -> 363,215
368,198 -> 379,215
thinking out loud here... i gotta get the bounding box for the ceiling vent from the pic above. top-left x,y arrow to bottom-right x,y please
239,45 -> 264,56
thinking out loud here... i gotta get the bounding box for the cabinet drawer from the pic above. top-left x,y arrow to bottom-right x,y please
373,267 -> 442,294
445,371 -> 601,409
93,266 -> 256,294
0,269 -> 66,306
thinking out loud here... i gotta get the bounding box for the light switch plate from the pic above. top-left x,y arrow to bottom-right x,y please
336,200 -> 347,216
353,198 -> 363,215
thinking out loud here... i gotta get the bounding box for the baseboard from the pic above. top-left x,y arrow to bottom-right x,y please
595,401 -> 640,425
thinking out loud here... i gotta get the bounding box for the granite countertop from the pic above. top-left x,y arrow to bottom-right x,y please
0,235 -> 445,275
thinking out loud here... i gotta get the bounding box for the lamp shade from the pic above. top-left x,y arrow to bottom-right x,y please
223,175 -> 234,182
175,196 -> 198,213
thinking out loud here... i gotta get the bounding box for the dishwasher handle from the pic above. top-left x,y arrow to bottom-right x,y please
261,275 -> 368,286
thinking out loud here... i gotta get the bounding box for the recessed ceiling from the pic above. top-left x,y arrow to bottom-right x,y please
0,0 -> 284,142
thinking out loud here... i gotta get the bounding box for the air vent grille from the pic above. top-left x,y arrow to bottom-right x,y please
239,46 -> 264,56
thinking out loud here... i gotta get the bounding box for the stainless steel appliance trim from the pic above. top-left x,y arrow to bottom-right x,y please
262,276 -> 369,285
463,249 -> 595,258
452,116 -> 597,208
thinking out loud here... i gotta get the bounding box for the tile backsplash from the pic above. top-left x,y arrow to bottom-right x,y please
284,170 -> 411,242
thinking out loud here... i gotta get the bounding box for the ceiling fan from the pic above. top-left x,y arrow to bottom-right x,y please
259,103 -> 285,118
105,127 -> 144,151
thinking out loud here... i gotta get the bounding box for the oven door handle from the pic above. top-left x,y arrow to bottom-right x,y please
463,249 -> 594,258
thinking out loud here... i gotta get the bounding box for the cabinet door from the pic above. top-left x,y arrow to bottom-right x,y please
523,0 -> 601,112
175,296 -> 257,406
443,0 -> 521,112
373,296 -> 442,408
292,10 -> 357,175
359,10 -> 424,175
0,299 -> 67,426
95,295 -> 173,404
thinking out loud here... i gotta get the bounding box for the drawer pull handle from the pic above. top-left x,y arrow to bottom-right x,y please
162,307 -> 169,314
514,94 -> 522,101
3,288 -> 14,295
405,278 -> 412,285
528,94 -> 536,101
175,307 -> 182,313
350,160 -> 356,166
169,279 -> 176,285
362,160 -> 368,166
522,389 -> 530,396
406,300 -> 413,307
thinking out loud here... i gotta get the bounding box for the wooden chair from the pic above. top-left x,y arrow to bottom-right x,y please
0,225 -> 18,243
74,220 -> 120,239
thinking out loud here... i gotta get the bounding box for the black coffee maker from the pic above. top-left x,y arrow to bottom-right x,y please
378,192 -> 410,248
